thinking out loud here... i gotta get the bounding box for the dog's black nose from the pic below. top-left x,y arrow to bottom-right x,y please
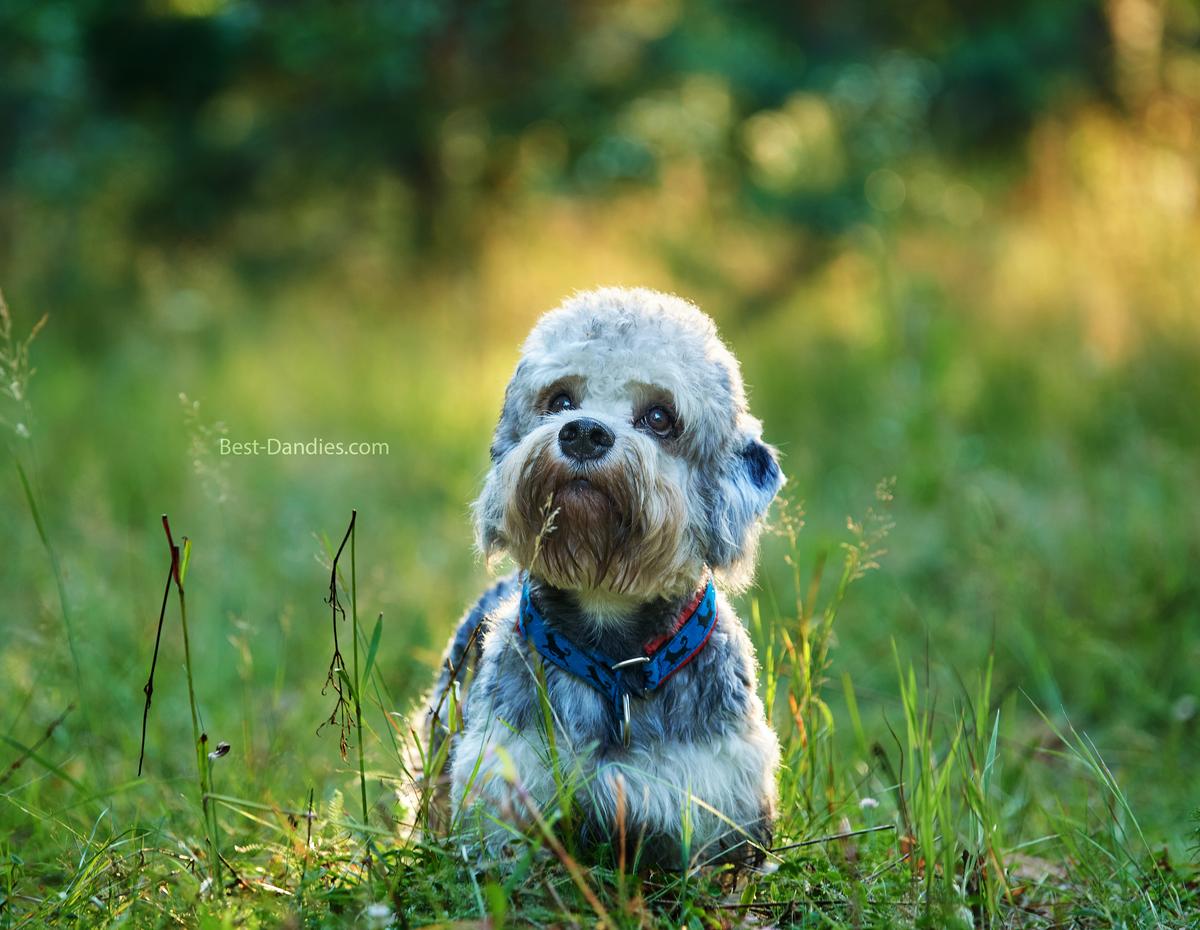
558,417 -> 614,462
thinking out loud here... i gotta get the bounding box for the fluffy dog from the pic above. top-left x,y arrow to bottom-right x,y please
426,287 -> 784,868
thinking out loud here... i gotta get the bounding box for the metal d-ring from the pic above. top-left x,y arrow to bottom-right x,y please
612,657 -> 648,748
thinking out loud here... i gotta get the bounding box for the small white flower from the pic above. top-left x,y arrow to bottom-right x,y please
365,902 -> 393,929
859,797 -> 880,810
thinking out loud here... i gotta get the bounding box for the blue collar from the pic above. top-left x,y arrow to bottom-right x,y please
516,577 -> 719,746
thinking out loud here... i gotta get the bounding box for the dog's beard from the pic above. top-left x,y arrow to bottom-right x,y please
501,433 -> 694,598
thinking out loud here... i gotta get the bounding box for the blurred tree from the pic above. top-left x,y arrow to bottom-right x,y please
0,0 -> 1171,316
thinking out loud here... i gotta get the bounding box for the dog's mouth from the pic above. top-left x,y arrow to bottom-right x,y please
553,475 -> 616,517
561,476 -> 601,496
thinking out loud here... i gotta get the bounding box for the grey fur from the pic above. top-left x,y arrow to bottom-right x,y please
428,574 -> 520,722
427,288 -> 784,868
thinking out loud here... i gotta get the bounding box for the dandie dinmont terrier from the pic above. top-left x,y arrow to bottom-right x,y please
426,287 -> 784,867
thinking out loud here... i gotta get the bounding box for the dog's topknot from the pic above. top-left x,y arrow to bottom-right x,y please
477,286 -> 784,592
501,288 -> 750,461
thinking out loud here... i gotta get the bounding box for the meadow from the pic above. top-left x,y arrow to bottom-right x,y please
3,1 -> 1200,926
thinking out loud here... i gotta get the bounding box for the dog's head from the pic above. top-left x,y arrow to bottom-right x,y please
474,288 -> 784,599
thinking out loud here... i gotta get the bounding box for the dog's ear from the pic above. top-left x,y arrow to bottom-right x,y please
473,467 -> 506,561
488,361 -> 526,464
474,362 -> 528,560
701,423 -> 784,589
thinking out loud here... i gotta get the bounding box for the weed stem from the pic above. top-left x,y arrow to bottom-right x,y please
164,514 -> 222,898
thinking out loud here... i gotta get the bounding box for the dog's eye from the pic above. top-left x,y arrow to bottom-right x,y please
638,405 -> 675,437
546,392 -> 575,414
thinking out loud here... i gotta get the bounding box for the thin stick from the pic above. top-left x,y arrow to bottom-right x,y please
304,788 -> 315,870
427,622 -> 482,729
770,822 -> 895,853
218,852 -> 250,891
137,563 -> 175,776
163,514 -> 222,897
319,513 -> 355,759
0,703 -> 74,787
349,510 -> 368,827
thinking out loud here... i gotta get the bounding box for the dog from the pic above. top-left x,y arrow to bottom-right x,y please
424,287 -> 784,868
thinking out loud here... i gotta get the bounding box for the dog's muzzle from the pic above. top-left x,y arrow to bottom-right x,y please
558,417 -> 614,462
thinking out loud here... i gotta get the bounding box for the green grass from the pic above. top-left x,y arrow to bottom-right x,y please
3,118 -> 1200,924
8,475 -> 1196,928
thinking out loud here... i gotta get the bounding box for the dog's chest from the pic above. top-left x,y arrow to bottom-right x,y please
484,626 -> 754,754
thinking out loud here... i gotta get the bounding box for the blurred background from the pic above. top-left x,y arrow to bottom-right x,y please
2,0 -> 1198,845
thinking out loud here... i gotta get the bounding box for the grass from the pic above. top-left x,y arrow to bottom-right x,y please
2,104 -> 1200,926
1,468 -> 1195,926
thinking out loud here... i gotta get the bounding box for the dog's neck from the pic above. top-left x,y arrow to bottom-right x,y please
525,574 -> 705,660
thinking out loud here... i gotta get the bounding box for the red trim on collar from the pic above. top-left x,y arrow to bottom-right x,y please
653,615 -> 719,686
641,576 -> 712,656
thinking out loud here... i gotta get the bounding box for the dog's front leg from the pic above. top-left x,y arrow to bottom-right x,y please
450,718 -> 572,854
